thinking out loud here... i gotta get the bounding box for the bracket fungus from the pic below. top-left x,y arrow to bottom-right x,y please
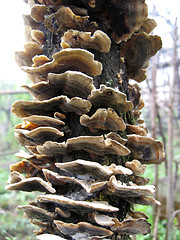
120,33 -> 162,82
43,6 -> 91,35
23,71 -> 95,100
88,84 -> 133,113
6,171 -> 56,193
15,42 -> 43,67
80,108 -> 126,132
37,134 -> 131,156
7,0 -> 165,239
22,48 -> 103,81
11,95 -> 92,118
61,30 -> 111,52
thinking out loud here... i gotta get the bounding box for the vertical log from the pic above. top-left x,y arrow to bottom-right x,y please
166,18 -> 178,240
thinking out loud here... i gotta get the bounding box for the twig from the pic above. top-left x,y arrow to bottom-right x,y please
153,206 -> 160,240
0,90 -> 28,95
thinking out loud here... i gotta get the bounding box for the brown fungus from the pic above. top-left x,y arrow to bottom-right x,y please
23,71 -> 95,100
32,55 -> 51,68
55,159 -> 133,180
125,160 -> 146,176
23,14 -> 40,29
22,48 -> 103,81
31,4 -> 48,23
18,204 -> 56,222
54,220 -> 113,239
14,126 -> 64,145
15,42 -> 43,67
127,196 -> 161,206
31,30 -> 45,45
15,150 -> 54,166
38,194 -> 119,213
77,0 -> 148,43
111,217 -> 151,235
37,135 -> 131,156
126,124 -> 148,136
120,33 -> 162,82
139,18 -> 157,34
61,30 -> 111,52
127,134 -> 165,164
44,6 -> 94,35
88,85 -> 133,112
11,96 -> 91,118
6,171 -> 56,193
22,115 -> 65,128
10,160 -> 35,175
106,175 -> 156,198
43,169 -> 107,193
80,108 -> 126,132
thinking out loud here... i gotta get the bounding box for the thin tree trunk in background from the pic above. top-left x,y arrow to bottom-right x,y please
166,18 -> 178,240
151,14 -> 160,236
151,54 -> 159,240
157,108 -> 167,174
151,10 -> 159,238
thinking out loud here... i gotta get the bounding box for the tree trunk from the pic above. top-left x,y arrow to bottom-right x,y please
166,18 -> 178,240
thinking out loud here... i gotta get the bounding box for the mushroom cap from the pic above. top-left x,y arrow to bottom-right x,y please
43,169 -> 107,193
10,160 -> 35,174
22,48 -> 103,81
61,29 -> 111,52
88,84 -> 133,112
120,33 -> 162,82
12,96 -> 91,118
139,18 -> 157,34
14,127 -> 64,145
127,134 -> 165,164
22,115 -> 65,128
31,4 -> 48,23
6,171 -> 56,193
105,132 -> 128,145
54,220 -> 113,239
80,108 -> 126,132
23,14 -> 40,29
18,204 -> 56,222
23,71 -> 95,100
31,29 -> 45,45
55,159 -> 133,180
127,196 -> 161,206
112,217 -> 151,235
126,124 -> 148,136
125,160 -> 146,175
37,135 -> 131,156
15,42 -> 42,67
38,194 -> 119,213
44,6 -> 91,35
106,175 -> 156,198
78,0 -> 148,43
15,150 -> 54,166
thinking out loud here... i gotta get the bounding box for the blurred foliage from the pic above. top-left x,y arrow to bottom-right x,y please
0,92 -> 32,154
0,92 -> 37,239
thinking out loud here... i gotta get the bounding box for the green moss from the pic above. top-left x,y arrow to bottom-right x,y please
126,111 -> 136,125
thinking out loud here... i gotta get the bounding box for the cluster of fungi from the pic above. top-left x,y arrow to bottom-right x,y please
7,0 -> 165,239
